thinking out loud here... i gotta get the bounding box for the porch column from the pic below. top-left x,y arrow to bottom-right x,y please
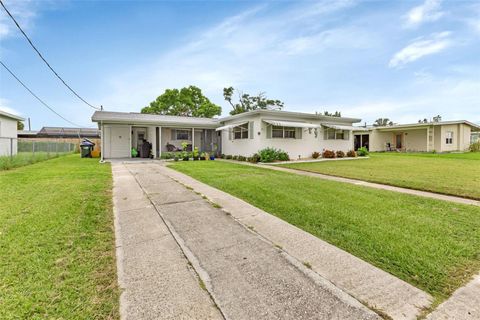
129,125 -> 132,158
192,127 -> 195,151
426,127 -> 429,152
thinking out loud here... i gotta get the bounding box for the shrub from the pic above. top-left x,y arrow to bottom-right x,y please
312,151 -> 320,159
258,147 -> 289,163
322,150 -> 335,158
225,155 -> 232,159
278,151 -> 289,161
347,150 -> 357,157
238,155 -> 247,161
336,150 -> 345,158
470,141 -> 480,152
357,147 -> 369,157
232,155 -> 239,160
249,153 -> 260,163
220,154 -> 225,159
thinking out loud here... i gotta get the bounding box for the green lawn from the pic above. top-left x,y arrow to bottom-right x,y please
279,152 -> 480,199
0,151 -> 73,171
169,161 -> 480,303
0,155 -> 119,319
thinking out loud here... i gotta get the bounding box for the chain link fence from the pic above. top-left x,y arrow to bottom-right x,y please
0,137 -> 77,170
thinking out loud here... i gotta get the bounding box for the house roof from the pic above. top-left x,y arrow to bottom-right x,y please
374,120 -> 480,131
17,130 -> 39,136
0,109 -> 24,121
92,111 -> 219,128
219,109 -> 362,123
37,127 -> 101,137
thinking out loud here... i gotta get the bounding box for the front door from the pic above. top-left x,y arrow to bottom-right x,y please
395,134 -> 402,149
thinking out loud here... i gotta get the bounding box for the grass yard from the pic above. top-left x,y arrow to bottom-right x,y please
280,152 -> 480,199
169,160 -> 480,303
0,151 -> 73,171
0,155 -> 118,319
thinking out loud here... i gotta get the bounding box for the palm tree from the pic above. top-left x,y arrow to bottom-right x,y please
373,118 -> 393,127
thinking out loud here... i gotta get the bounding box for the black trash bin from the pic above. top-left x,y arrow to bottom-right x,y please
80,139 -> 95,158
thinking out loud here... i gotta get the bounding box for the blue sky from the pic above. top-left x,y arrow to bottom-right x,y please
0,0 -> 479,129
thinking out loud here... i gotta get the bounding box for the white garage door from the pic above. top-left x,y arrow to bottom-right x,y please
105,126 -> 130,158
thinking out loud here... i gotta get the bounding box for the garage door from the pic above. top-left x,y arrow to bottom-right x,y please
105,126 -> 130,158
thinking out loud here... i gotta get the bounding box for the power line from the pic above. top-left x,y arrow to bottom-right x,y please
0,60 -> 84,127
0,0 -> 100,111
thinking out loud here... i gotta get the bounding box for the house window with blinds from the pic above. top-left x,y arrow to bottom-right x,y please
233,123 -> 249,139
272,126 -> 296,139
445,131 -> 453,144
324,128 -> 349,140
171,129 -> 191,141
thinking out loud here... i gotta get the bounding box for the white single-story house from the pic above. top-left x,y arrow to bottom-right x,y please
91,110 -> 480,159
91,110 -> 362,160
0,109 -> 24,157
353,120 -> 480,153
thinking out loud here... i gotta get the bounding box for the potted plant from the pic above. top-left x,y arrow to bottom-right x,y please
193,147 -> 199,160
200,152 -> 206,160
210,144 -> 217,160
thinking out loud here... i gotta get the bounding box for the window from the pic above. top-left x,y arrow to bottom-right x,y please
325,128 -> 348,140
233,123 -> 249,139
272,126 -> 296,139
176,129 -> 190,140
445,131 -> 453,144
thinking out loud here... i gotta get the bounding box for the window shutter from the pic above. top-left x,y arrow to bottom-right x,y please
266,125 -> 272,139
323,129 -> 328,140
171,129 -> 176,140
296,127 -> 302,139
344,130 -> 349,140
228,129 -> 232,140
249,121 -> 254,139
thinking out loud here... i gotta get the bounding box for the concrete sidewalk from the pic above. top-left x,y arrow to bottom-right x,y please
114,162 -> 381,320
159,163 -> 433,320
112,163 -> 222,320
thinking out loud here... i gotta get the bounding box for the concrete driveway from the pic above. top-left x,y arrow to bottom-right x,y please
112,161 -> 380,320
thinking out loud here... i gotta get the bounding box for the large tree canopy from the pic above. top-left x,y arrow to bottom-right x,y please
223,87 -> 284,116
373,118 -> 394,126
141,86 -> 221,118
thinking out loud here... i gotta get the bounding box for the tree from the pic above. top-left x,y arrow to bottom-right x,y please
17,121 -> 24,130
373,118 -> 393,127
223,87 -> 284,115
141,86 -> 221,118
321,111 -> 342,117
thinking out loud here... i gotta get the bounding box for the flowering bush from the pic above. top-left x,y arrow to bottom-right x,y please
322,150 -> 336,158
312,151 -> 320,159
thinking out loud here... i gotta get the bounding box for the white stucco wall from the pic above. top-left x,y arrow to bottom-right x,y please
0,114 -> 19,156
369,131 -> 393,152
404,129 -> 427,152
221,114 -> 356,159
102,124 -> 131,158
437,123 -> 471,152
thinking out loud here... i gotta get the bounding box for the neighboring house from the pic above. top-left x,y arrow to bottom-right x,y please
91,110 -> 361,160
0,110 -> 24,157
353,120 -> 480,152
217,110 -> 362,160
18,126 -> 102,152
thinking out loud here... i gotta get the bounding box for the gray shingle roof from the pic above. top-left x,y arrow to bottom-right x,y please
91,111 -> 219,127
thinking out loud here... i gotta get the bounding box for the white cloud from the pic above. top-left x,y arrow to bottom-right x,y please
0,0 -> 38,40
99,1 -> 363,112
404,0 -> 444,28
0,98 -> 22,115
388,31 -> 452,68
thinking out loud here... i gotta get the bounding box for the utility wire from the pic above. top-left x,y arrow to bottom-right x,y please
0,60 -> 84,127
0,0 -> 101,110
